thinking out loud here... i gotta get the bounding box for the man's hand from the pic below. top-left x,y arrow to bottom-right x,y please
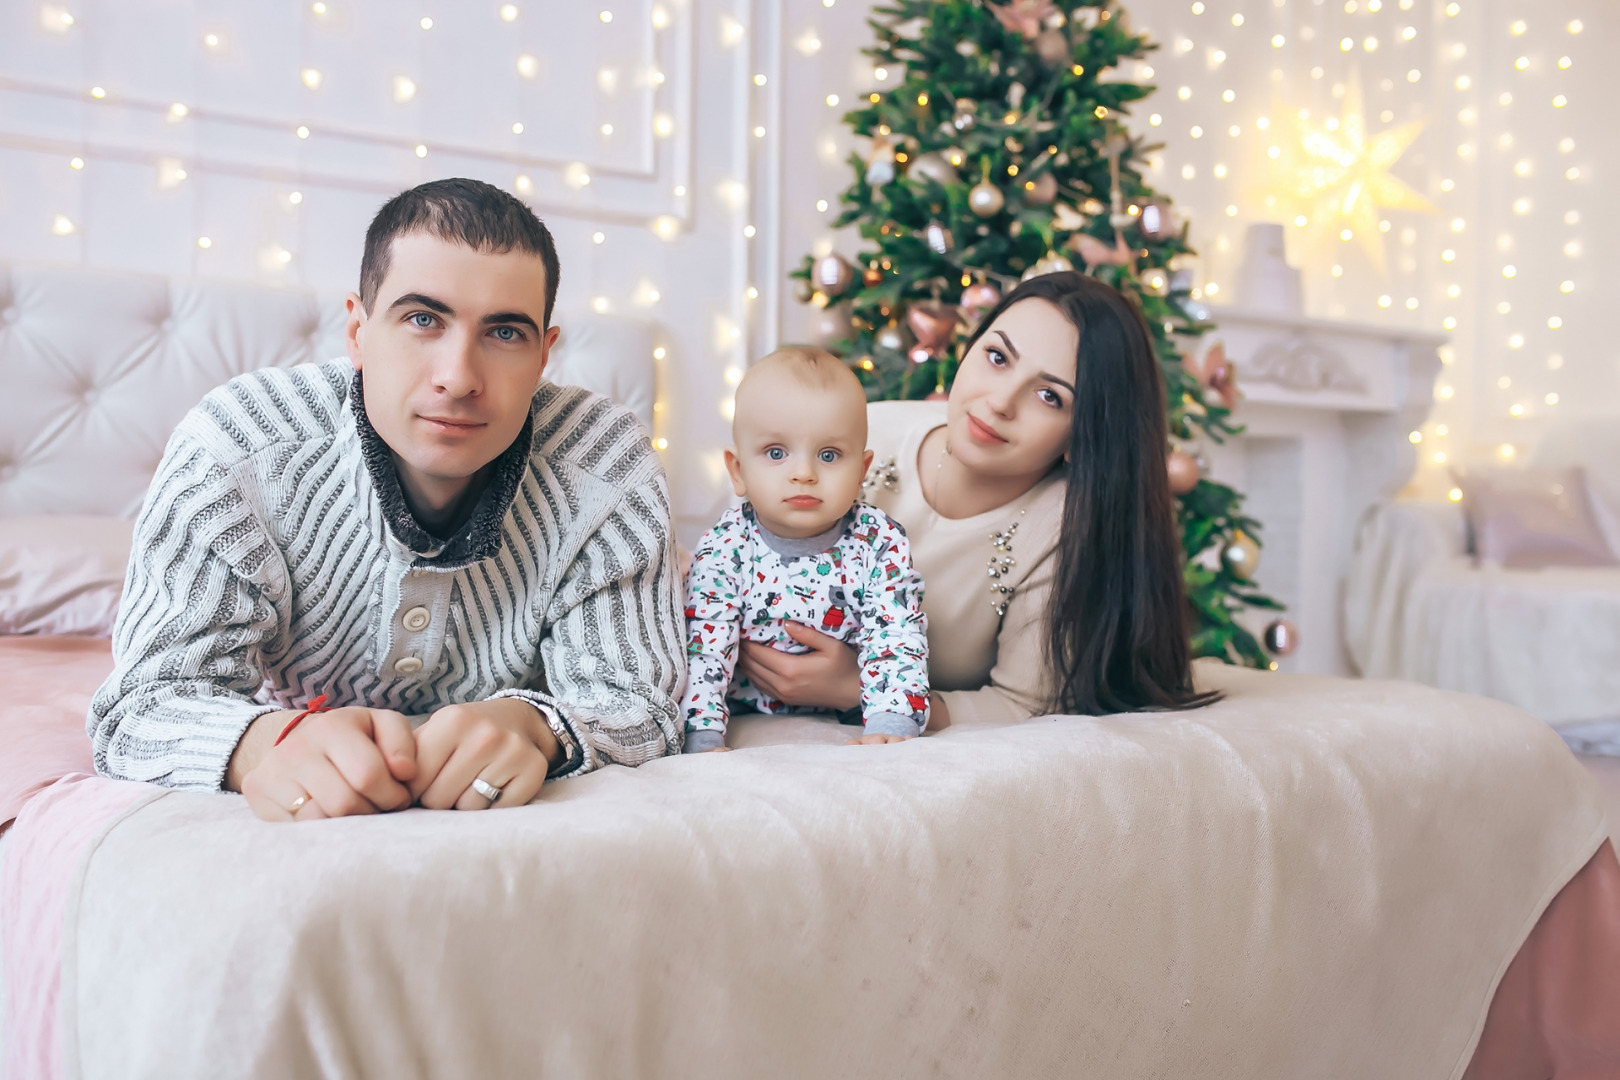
409,698 -> 562,811
737,621 -> 862,711
229,707 -> 418,823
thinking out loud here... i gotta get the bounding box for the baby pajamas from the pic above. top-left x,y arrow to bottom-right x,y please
683,501 -> 930,751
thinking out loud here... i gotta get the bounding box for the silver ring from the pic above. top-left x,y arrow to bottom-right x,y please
470,777 -> 503,803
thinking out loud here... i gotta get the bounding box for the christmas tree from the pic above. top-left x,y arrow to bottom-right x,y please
792,0 -> 1286,667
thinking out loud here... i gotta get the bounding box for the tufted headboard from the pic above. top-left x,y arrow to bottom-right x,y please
0,261 -> 657,519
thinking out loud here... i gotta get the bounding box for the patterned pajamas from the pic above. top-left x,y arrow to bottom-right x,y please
683,502 -> 930,750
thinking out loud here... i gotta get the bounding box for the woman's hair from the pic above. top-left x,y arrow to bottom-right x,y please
959,271 -> 1220,715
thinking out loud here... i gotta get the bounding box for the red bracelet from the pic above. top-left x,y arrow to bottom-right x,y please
273,693 -> 331,746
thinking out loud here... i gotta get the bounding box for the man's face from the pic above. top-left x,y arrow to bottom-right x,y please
346,233 -> 557,502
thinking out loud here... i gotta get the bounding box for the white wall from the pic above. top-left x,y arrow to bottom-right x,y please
0,0 -> 777,539
3,0 -> 1613,537
773,0 -> 1619,485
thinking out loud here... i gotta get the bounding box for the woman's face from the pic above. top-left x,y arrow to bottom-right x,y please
946,298 -> 1078,480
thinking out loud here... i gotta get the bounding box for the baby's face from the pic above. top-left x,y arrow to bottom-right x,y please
727,375 -> 872,539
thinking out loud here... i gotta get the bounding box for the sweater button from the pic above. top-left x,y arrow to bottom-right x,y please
393,656 -> 424,675
402,606 -> 430,632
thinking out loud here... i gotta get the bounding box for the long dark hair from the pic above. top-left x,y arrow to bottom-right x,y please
960,271 -> 1218,715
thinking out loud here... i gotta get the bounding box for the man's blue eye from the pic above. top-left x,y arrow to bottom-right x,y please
766,447 -> 787,461
493,326 -> 519,341
818,449 -> 839,463
411,312 -> 435,328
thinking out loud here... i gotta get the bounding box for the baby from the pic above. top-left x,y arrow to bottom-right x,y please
682,347 -> 930,752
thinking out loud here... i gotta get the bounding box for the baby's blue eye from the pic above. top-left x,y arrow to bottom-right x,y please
818,449 -> 839,463
765,447 -> 787,461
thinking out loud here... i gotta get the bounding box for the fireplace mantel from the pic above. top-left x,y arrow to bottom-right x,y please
1192,305 -> 1446,676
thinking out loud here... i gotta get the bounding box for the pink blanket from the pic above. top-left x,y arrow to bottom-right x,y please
0,637 -> 109,829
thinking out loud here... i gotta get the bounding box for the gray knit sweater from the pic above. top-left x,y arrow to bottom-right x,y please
89,358 -> 687,790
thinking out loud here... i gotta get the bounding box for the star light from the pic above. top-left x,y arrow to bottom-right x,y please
1266,73 -> 1435,270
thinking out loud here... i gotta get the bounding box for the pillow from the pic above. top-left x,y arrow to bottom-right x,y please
0,516 -> 133,636
1453,466 -> 1619,570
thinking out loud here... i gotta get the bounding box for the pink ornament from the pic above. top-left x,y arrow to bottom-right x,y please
988,0 -> 1059,39
959,282 -> 1002,319
1069,230 -> 1136,268
906,302 -> 960,349
1167,450 -> 1200,495
1263,618 -> 1300,657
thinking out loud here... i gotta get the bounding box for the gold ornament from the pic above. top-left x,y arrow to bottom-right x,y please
865,135 -> 897,188
1021,252 -> 1075,281
874,320 -> 912,355
907,151 -> 959,186
968,180 -> 1005,217
1221,531 -> 1261,581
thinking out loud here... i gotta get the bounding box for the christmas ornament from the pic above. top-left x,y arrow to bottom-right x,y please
865,136 -> 896,188
1167,450 -> 1201,495
959,281 -> 1002,320
1069,231 -> 1136,268
1138,200 -> 1176,241
1263,618 -> 1300,657
988,0 -> 1059,39
793,278 -> 814,304
924,221 -> 955,255
952,100 -> 978,131
1007,82 -> 1027,111
813,254 -> 856,298
906,302 -> 959,350
1020,252 -> 1075,281
1020,171 -> 1058,206
1035,29 -> 1070,66
968,180 -> 1005,217
1221,531 -> 1261,581
907,152 -> 958,186
862,264 -> 884,288
874,321 -> 912,355
1206,361 -> 1241,411
1186,341 -> 1224,386
808,303 -> 852,348
1052,203 -> 1088,231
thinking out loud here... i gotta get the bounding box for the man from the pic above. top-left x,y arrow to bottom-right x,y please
90,178 -> 686,822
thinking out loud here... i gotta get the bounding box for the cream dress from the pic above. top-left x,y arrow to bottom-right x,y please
862,400 -> 1066,726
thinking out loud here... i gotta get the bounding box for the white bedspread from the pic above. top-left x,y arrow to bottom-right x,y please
11,662 -> 1609,1080
1345,499 -> 1620,726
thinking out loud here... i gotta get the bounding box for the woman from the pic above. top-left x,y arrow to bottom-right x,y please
739,271 -> 1216,730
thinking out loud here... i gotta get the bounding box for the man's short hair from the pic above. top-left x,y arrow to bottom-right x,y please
359,178 -> 561,326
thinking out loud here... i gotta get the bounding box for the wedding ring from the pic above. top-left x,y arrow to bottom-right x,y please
288,793 -> 310,815
470,777 -> 503,803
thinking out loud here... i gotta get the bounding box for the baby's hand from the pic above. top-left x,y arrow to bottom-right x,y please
845,733 -> 915,746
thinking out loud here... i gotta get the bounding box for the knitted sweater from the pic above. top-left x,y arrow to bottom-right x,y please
89,359 -> 686,790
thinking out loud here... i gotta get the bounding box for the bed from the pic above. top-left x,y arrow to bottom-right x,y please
2,260 -> 1618,1079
